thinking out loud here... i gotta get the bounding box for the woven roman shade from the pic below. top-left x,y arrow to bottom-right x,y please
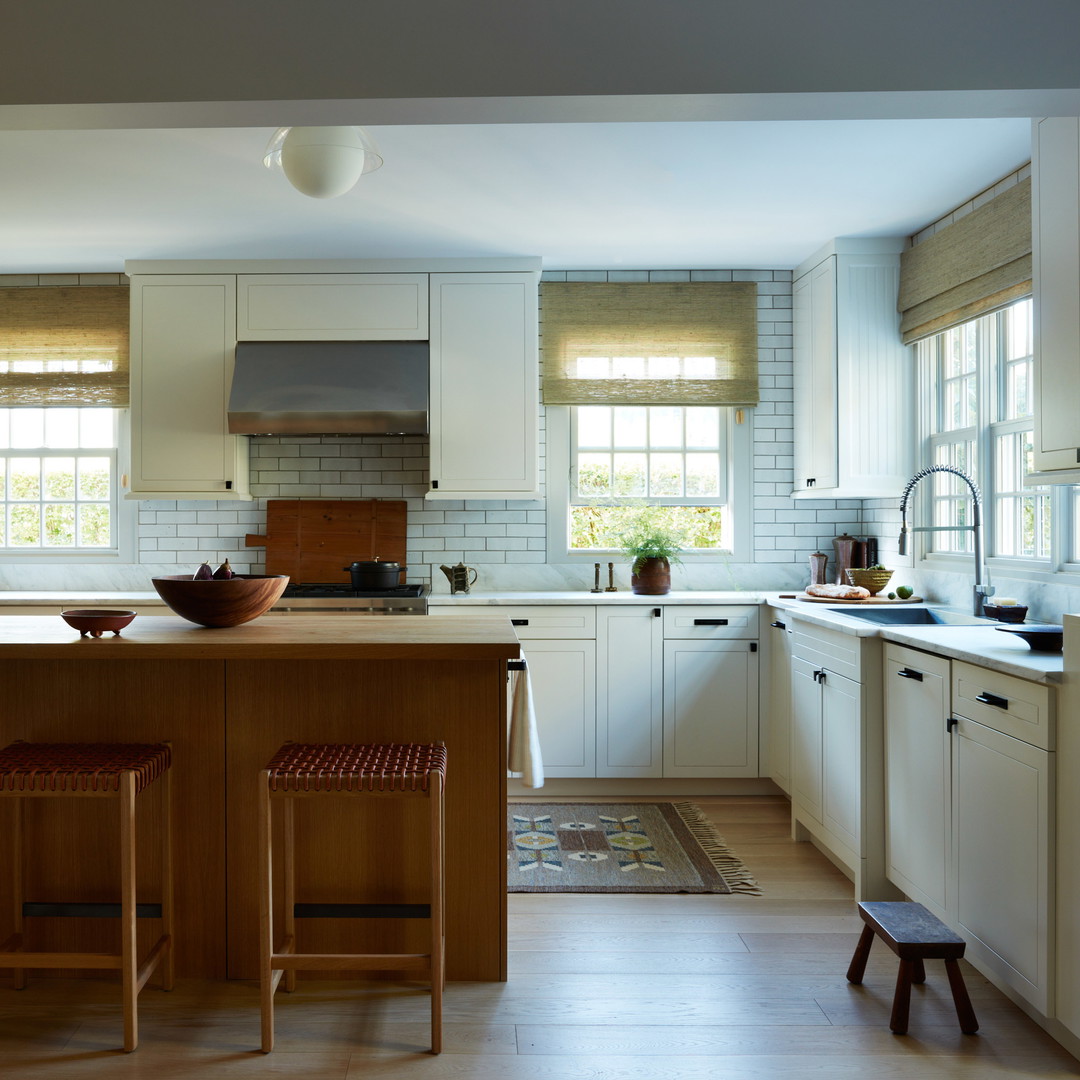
541,281 -> 759,406
898,178 -> 1032,344
0,286 -> 130,407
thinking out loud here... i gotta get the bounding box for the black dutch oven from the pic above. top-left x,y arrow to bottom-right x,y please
343,560 -> 406,590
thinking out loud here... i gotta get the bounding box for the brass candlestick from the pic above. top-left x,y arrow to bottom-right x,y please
605,562 -> 619,592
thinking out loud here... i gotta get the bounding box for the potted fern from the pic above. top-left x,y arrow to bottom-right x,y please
617,507 -> 687,595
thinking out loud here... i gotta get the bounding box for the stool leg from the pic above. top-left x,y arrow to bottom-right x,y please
912,956 -> 926,984
283,798 -> 296,994
119,772 -> 139,1053
846,925 -> 874,984
259,772 -> 275,1053
890,959 -> 915,1035
160,762 -> 175,991
430,775 -> 444,1054
12,797 -> 26,990
945,959 -> 980,1034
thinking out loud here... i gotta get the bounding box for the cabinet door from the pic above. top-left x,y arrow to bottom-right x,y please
766,613 -> 793,794
790,655 -> 824,823
129,275 -> 250,498
428,272 -> 539,499
595,607 -> 663,777
1033,117 -> 1080,473
662,639 -> 759,778
953,715 -> 1054,1014
820,667 -> 861,852
237,274 -> 428,340
793,257 -> 838,493
519,640 -> 596,778
884,646 -> 951,917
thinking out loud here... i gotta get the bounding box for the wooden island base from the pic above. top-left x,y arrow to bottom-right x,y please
0,616 -> 518,983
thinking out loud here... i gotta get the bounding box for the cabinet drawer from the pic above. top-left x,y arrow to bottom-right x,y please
663,605 -> 758,639
952,660 -> 1054,750
494,606 -> 596,639
791,619 -> 863,682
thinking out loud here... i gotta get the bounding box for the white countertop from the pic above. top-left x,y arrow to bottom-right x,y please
428,590 -> 758,605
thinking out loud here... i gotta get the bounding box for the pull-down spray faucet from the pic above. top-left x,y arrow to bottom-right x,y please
898,464 -> 994,617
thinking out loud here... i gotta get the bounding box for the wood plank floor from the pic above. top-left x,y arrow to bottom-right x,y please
1,794 -> 1077,1077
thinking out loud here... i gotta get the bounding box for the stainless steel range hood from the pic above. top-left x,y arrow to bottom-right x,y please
228,341 -> 428,435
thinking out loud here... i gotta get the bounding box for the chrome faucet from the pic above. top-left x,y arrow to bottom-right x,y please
898,465 -> 995,617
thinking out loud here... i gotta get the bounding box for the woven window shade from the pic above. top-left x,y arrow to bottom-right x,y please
0,286 -> 130,407
898,178 -> 1032,344
541,281 -> 759,406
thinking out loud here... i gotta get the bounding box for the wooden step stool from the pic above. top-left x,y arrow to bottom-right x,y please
846,900 -> 978,1035
258,741 -> 446,1054
0,740 -> 174,1052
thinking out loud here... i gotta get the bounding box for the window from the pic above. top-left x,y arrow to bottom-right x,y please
921,297 -> 1077,570
564,404 -> 735,553
0,408 -> 126,554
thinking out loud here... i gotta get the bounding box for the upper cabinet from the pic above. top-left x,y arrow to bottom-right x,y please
792,239 -> 913,499
427,272 -> 540,500
236,274 -> 428,340
1032,118 -> 1080,478
128,275 -> 250,500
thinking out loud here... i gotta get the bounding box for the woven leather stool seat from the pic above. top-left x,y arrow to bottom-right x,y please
0,740 -> 174,1052
259,740 -> 446,1054
0,741 -> 171,794
265,742 -> 447,793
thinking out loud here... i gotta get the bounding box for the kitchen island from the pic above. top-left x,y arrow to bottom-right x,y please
0,615 -> 519,982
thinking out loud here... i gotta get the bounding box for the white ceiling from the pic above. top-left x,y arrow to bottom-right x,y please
3,117 -> 1032,274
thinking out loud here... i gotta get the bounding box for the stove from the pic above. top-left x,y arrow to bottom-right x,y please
269,582 -> 429,615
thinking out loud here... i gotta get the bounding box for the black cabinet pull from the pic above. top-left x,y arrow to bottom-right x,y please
749,642 -> 758,652
975,691 -> 1009,710
653,608 -> 662,618
694,618 -> 728,626
897,667 -> 924,681
770,619 -> 786,629
510,618 -> 528,626
813,669 -> 826,683
947,716 -> 959,732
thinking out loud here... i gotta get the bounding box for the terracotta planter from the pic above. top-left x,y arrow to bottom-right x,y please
630,556 -> 671,595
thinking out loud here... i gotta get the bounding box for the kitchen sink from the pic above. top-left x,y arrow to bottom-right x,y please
826,606 -> 991,626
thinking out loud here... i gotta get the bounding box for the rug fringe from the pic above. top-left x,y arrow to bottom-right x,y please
672,801 -> 762,895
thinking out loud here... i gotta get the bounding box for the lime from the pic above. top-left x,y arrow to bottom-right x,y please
896,585 -> 914,600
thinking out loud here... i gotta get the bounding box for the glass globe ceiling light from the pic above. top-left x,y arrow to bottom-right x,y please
263,126 -> 383,198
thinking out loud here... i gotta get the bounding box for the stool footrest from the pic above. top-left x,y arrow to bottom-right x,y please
23,901 -> 163,919
272,952 -> 431,973
0,950 -> 123,970
293,902 -> 430,920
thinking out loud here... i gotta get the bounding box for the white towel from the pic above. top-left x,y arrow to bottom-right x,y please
508,665 -> 544,788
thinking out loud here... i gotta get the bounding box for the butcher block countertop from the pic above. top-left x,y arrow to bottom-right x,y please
0,613 -> 522,661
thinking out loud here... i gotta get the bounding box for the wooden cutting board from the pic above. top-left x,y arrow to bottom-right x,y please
245,499 -> 407,583
796,594 -> 924,605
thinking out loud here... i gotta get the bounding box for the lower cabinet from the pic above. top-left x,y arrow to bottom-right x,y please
884,644 -> 1055,1014
790,618 -> 890,900
764,608 -> 793,795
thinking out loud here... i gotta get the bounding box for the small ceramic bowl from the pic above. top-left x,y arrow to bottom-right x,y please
982,604 -> 1028,623
61,609 -> 137,637
995,624 -> 1064,652
844,568 -> 893,595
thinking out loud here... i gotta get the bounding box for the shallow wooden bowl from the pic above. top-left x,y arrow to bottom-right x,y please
151,574 -> 289,628
61,608 -> 137,637
844,568 -> 893,595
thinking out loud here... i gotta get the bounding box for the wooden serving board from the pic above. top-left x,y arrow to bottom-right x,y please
245,499 -> 407,583
796,594 -> 924,605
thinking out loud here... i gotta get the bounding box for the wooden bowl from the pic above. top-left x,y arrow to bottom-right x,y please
61,609 -> 137,637
844,568 -> 894,596
982,603 -> 1028,623
151,574 -> 289,628
995,624 -> 1064,652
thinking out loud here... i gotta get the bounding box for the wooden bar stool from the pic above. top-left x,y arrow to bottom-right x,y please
847,900 -> 979,1035
0,740 -> 174,1052
258,741 -> 446,1054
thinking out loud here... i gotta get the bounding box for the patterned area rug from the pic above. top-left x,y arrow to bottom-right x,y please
507,801 -> 760,894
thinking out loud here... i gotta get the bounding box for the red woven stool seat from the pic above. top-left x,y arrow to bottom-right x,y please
264,742 -> 447,793
0,741 -> 172,794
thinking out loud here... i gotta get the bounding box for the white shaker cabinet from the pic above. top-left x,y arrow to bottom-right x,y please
128,275 -> 250,499
791,239 -> 912,499
427,272 -> 540,500
764,607 -> 793,795
595,606 -> 664,778
883,643 -> 951,921
236,273 -> 428,341
1032,117 -> 1080,478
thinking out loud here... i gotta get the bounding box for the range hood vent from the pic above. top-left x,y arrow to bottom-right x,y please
228,341 -> 428,436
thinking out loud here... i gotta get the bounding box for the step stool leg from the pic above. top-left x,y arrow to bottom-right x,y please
429,774 -> 444,1054
945,959 -> 980,1034
912,956 -> 926,984
258,773 -> 276,1054
120,772 -> 139,1053
890,958 -> 916,1035
160,762 -> 175,991
12,797 -> 26,990
846,924 -> 875,984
